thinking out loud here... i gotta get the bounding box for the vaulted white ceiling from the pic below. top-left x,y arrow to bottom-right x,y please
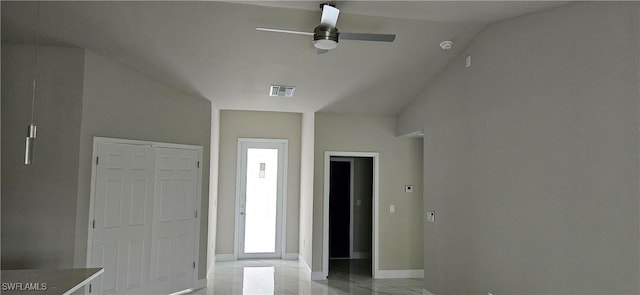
1,1 -> 568,115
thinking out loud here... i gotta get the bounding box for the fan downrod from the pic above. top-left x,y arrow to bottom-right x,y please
319,2 -> 336,9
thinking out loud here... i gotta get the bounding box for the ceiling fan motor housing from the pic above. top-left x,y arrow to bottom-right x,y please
314,26 -> 339,42
313,26 -> 339,49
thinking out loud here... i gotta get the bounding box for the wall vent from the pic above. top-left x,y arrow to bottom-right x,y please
269,85 -> 295,97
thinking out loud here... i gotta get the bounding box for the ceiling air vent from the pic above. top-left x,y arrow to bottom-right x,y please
269,85 -> 295,97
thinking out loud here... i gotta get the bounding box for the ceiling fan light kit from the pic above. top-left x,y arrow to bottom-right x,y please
313,39 -> 338,50
256,2 -> 395,53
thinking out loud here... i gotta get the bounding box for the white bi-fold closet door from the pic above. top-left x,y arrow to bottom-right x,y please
88,139 -> 201,295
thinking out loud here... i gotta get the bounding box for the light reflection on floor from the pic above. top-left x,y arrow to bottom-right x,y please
242,267 -> 274,294
188,259 -> 423,295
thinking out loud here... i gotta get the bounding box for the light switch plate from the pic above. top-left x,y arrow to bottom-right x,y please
390,205 -> 395,213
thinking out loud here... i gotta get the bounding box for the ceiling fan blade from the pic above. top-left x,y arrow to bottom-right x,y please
340,32 -> 396,42
256,27 -> 314,36
316,49 -> 329,55
320,5 -> 339,28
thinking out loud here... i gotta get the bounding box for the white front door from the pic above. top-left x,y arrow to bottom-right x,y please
237,139 -> 287,259
91,143 -> 155,294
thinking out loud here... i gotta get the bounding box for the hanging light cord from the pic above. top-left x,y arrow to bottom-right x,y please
25,2 -> 40,165
30,1 -> 40,123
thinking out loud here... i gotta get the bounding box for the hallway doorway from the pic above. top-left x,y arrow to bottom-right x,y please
324,152 -> 378,279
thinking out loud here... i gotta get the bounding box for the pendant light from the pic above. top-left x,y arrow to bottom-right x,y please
24,2 -> 40,165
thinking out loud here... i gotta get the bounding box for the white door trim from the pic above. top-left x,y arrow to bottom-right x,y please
329,158 -> 355,259
323,151 -> 379,280
235,138 -> 288,260
86,136 -> 203,293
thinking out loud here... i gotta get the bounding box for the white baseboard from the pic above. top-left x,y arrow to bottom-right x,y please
171,278 -> 206,295
169,290 -> 195,295
350,252 -> 371,259
298,254 -> 312,280
423,288 -> 435,295
376,269 -> 424,279
217,253 -> 297,261
283,253 -> 298,260
215,254 -> 235,261
311,271 -> 326,280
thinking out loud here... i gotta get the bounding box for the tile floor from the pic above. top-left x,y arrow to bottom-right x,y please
188,259 -> 423,295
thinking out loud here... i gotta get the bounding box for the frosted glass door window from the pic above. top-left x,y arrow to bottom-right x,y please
244,148 -> 278,253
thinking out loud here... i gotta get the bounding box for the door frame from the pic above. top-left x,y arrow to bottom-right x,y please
86,137 -> 204,293
323,151 -> 379,279
234,138 -> 289,260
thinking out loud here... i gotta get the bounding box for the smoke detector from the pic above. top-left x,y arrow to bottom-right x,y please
269,85 -> 295,97
440,40 -> 453,51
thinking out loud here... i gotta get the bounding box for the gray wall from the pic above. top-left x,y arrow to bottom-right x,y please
398,2 -> 639,294
216,110 -> 302,257
313,113 -> 423,271
1,45 -> 85,269
73,50 -> 212,279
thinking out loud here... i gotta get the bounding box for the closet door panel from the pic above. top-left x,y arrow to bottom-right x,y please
91,143 -> 154,294
149,147 -> 198,294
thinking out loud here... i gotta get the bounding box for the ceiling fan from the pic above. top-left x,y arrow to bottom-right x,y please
256,3 -> 396,54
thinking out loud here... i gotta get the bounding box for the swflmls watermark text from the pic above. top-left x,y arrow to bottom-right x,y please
1,282 -> 48,291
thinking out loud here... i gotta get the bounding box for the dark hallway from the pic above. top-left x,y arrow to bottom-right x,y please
328,157 -> 373,278
329,160 -> 351,259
